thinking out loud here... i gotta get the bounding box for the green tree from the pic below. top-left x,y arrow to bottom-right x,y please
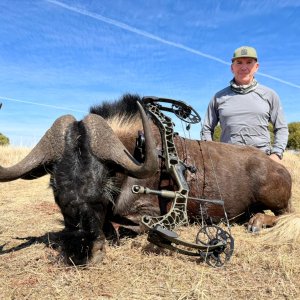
0,132 -> 9,145
287,122 -> 300,150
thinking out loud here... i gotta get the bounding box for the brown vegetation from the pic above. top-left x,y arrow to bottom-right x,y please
0,146 -> 299,299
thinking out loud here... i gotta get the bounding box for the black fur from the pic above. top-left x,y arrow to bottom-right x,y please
90,93 -> 141,119
47,94 -> 154,264
50,120 -> 118,265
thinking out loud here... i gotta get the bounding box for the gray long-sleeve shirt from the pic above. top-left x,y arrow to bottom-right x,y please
201,83 -> 288,156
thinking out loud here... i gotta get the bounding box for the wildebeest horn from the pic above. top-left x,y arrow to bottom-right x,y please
0,115 -> 76,182
84,102 -> 158,178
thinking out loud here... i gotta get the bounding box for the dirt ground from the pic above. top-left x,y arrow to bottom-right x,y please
0,147 -> 299,300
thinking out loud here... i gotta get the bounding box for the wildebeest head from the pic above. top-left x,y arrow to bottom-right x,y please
0,101 -> 158,265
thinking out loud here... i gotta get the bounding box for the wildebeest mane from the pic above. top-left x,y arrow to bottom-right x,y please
90,93 -> 141,119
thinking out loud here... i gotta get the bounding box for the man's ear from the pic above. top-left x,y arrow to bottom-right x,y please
231,64 -> 234,73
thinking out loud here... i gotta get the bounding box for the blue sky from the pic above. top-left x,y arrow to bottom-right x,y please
0,0 -> 300,146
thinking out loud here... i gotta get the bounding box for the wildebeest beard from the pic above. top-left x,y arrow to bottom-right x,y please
50,120 -> 121,265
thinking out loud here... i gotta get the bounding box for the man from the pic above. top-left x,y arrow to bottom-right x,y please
201,46 -> 288,162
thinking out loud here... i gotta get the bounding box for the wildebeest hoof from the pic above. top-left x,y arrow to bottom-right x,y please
90,237 -> 106,265
248,213 -> 264,233
247,225 -> 260,233
248,213 -> 278,233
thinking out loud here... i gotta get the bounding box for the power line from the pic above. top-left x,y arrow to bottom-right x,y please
0,96 -> 86,113
46,0 -> 229,66
47,0 -> 300,89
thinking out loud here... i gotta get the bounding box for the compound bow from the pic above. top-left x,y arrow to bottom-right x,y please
132,96 -> 234,267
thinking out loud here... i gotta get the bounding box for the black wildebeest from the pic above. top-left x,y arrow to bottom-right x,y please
0,94 -> 293,264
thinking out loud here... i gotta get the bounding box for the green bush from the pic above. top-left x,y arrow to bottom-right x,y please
0,132 -> 9,145
212,124 -> 221,141
287,122 -> 300,150
288,122 -> 300,134
268,123 -> 275,144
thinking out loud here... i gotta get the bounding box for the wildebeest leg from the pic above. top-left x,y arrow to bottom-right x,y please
248,213 -> 279,232
246,157 -> 292,233
247,204 -> 294,232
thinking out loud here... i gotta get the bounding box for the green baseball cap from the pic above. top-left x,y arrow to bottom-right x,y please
232,46 -> 258,61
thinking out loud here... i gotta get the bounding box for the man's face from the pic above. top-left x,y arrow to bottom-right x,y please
231,57 -> 259,85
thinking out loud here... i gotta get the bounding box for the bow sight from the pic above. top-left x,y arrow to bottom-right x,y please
131,96 -> 234,267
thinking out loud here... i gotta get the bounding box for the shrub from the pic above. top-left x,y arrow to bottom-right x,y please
0,133 -> 9,145
287,122 -> 300,150
212,124 -> 221,141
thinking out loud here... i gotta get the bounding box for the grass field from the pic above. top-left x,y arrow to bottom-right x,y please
0,146 -> 299,300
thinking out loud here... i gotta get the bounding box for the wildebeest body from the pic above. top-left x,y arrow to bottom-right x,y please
0,94 -> 292,264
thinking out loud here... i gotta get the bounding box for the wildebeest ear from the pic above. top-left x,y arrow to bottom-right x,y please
83,102 -> 158,179
0,115 -> 76,182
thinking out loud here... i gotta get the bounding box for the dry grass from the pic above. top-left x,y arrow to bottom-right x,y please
0,146 -> 299,300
